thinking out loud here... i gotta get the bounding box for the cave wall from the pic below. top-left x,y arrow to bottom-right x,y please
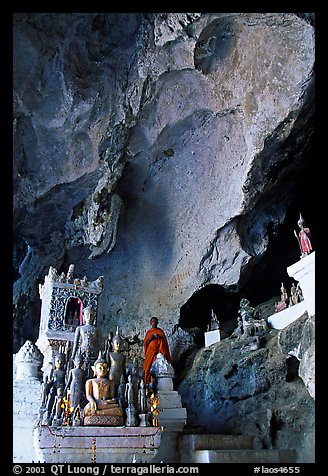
13,13 -> 315,356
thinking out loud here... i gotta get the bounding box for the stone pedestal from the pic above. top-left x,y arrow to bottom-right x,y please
83,413 -> 124,427
139,413 -> 151,427
287,251 -> 315,317
205,329 -> 221,347
156,390 -> 187,432
268,300 -> 307,329
33,426 -> 162,463
13,353 -> 42,463
157,377 -> 173,392
125,406 -> 138,427
150,354 -> 187,432
13,341 -> 44,462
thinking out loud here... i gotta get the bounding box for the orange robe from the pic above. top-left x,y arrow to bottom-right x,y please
143,327 -> 172,384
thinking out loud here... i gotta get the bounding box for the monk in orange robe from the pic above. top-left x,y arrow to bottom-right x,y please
143,317 -> 172,384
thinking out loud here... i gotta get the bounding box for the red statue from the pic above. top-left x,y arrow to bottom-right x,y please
294,214 -> 312,257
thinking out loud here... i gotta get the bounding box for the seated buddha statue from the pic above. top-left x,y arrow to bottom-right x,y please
83,352 -> 124,426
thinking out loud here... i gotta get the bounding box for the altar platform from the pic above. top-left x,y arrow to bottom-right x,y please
34,425 -> 162,463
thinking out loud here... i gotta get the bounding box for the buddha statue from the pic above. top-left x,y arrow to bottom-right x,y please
83,352 -> 124,426
71,306 -> 100,379
43,352 -> 66,425
64,353 -> 85,411
108,328 -> 126,390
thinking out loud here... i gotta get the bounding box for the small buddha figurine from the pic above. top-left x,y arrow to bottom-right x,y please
290,282 -> 298,306
125,374 -> 137,427
275,283 -> 289,312
296,283 -> 303,301
127,358 -> 140,408
280,283 -> 288,306
44,352 -> 66,425
48,266 -> 58,282
66,310 -> 73,326
53,386 -> 64,425
138,379 -> 147,414
83,352 -> 124,426
108,328 -> 126,390
138,378 -> 150,427
125,374 -> 135,408
210,309 -> 220,330
231,316 -> 243,339
238,298 -> 255,324
104,331 -> 113,361
117,374 -> 127,411
64,353 -> 85,411
73,404 -> 82,426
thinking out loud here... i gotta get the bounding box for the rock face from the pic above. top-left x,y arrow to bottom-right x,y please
13,13 -> 315,462
13,13 -> 315,351
178,313 -> 315,462
13,13 -> 315,463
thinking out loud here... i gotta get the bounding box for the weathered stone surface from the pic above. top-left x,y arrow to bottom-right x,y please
13,14 -> 315,463
33,426 -> 162,463
177,314 -> 315,462
13,13 -> 314,350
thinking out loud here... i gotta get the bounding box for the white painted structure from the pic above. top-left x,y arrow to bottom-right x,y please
268,300 -> 307,329
33,426 -> 162,463
287,251 -> 315,317
13,346 -> 43,463
205,329 -> 221,347
268,251 -> 315,329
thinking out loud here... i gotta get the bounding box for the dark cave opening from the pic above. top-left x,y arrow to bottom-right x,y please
286,355 -> 301,382
240,207 -> 316,308
269,412 -> 283,447
240,143 -> 317,307
179,284 -> 241,347
177,144 -> 317,358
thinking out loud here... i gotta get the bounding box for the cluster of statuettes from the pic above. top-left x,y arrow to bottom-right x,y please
36,331 -> 160,429
36,214 -> 313,428
274,213 -> 312,313
275,282 -> 303,313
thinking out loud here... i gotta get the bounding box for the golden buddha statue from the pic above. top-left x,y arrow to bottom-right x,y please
83,352 -> 124,426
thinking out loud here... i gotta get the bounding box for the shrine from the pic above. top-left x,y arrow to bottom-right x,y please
36,264 -> 104,367
268,251 -> 314,330
12,13 -> 316,465
27,265 -> 187,463
268,214 -> 315,330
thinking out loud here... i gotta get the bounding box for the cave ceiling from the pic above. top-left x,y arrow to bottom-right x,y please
13,12 -> 315,352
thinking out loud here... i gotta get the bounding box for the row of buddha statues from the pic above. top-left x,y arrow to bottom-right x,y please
37,307 -> 161,428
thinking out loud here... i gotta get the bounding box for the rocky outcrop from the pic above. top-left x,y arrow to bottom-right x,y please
177,313 -> 315,462
13,13 -> 314,355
